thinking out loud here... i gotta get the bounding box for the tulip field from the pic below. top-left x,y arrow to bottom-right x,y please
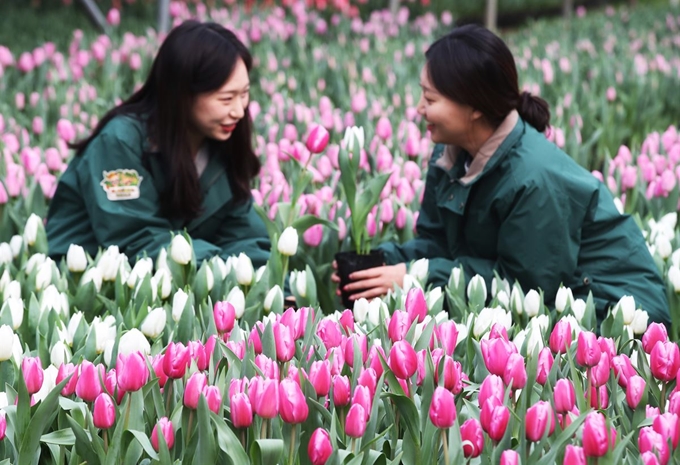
2,0 -> 680,464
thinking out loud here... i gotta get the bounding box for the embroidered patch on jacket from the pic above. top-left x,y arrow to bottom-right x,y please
100,169 -> 143,201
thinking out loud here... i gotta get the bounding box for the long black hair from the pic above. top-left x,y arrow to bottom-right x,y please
425,24 -> 550,133
71,20 -> 260,220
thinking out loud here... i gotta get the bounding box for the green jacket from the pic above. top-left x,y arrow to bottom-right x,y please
46,115 -> 271,267
379,116 -> 670,325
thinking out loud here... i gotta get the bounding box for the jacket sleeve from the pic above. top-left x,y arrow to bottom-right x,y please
77,132 -> 221,261
214,199 -> 271,269
378,146 -> 456,287
453,182 -> 582,302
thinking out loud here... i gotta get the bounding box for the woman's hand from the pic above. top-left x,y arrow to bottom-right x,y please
331,261 -> 407,301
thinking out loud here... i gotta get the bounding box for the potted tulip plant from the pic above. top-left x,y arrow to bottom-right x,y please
335,126 -> 391,308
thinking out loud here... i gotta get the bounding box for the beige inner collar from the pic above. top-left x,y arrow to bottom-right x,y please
435,110 -> 519,185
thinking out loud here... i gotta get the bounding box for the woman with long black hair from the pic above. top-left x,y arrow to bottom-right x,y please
337,24 -> 670,326
47,21 -> 270,267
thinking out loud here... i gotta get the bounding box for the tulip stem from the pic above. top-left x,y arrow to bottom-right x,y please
441,429 -> 448,465
288,427 -> 296,465
351,438 -> 356,455
187,411 -> 194,441
261,419 -> 268,440
281,257 -> 289,291
103,430 -> 108,453
587,369 -> 593,409
123,392 -> 132,430
240,430 -> 246,449
165,380 -> 173,415
661,382 -> 667,413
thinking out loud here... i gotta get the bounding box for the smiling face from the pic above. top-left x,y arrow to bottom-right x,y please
417,65 -> 482,148
188,58 -> 250,150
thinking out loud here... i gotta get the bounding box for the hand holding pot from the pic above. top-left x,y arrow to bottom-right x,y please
333,262 -> 407,302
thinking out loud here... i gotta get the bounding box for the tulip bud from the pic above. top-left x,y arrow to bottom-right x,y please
116,351 -> 149,392
563,445 -> 586,465
277,227 -> 299,256
576,331 -> 601,368
184,372 -> 208,409
653,413 -> 680,449
264,285 -> 283,313
345,403 -> 367,438
549,319 -> 572,354
202,385 -> 223,414
151,417 -> 175,451
388,310 -> 410,343
553,379 -> 575,413
642,323 -> 668,354
279,378 -> 309,424
76,360 -> 103,402
503,353 -> 527,390
532,347 -> 553,385
405,288 -> 427,324
251,377 -> 279,419
639,427 -> 669,465
163,342 -> 191,379
631,310 -> 649,335
582,411 -> 612,457
478,374 -> 505,407
57,363 -> 78,396
481,337 -> 516,377
428,386 -> 456,429
169,235 -> 192,265
93,393 -> 116,429
0,411 -> 6,441
626,375 -> 646,409
308,360 -> 331,397
480,397 -> 510,441
650,340 -> 680,382
525,401 -> 555,442
389,340 -> 418,379
22,356 -> 44,395
213,301 -> 236,333
308,428 -> 333,465
306,124 -> 330,154
66,244 -> 87,272
231,392 -> 253,428
274,322 -> 296,362
171,289 -> 189,323
500,450 -> 520,465
460,418 -> 484,458
332,375 -> 351,407
23,213 -> 42,246
467,275 -> 487,305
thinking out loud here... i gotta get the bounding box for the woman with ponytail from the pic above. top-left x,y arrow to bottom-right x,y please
337,24 -> 669,327
46,21 -> 270,268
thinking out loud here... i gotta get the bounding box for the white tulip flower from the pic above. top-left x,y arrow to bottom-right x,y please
669,266 -> 680,293
409,259 -> 429,282
353,298 -> 369,324
171,289 -> 189,322
235,253 -> 254,286
554,286 -> 574,313
0,243 -> 12,265
4,280 -> 21,301
631,309 -> 649,335
571,298 -> 586,322
0,325 -> 14,361
82,267 -> 103,292
264,285 -> 283,312
156,247 -> 169,271
25,253 -> 46,274
614,295 -> 636,325
67,312 -> 84,346
153,268 -> 172,300
23,213 -> 42,246
141,307 -> 167,339
367,298 -> 387,327
3,297 -> 24,329
32,365 -> 58,404
93,315 -> 117,354
66,244 -> 88,272
467,275 -> 487,303
524,289 -> 541,317
510,286 -> 523,315
450,267 -> 462,289
0,269 -> 9,293
9,235 -> 23,258
170,235 -> 192,265
127,257 -> 153,289
426,287 -> 443,309
277,227 -> 299,256
35,260 -> 55,291
291,270 -> 307,298
50,340 -> 71,367
12,333 -> 24,365
118,328 -> 151,356
226,287 -> 246,319
255,266 -> 267,283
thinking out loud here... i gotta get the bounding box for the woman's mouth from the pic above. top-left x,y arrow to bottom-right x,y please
426,123 -> 434,133
221,123 -> 237,132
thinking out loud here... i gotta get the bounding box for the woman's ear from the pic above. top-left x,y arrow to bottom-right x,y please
471,109 -> 484,122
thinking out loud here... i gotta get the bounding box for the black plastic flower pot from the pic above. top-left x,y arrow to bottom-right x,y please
335,249 -> 385,309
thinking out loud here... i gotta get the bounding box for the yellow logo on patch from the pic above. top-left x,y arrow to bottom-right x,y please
100,169 -> 143,201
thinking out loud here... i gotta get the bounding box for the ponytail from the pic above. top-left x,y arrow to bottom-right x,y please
517,91 -> 551,133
